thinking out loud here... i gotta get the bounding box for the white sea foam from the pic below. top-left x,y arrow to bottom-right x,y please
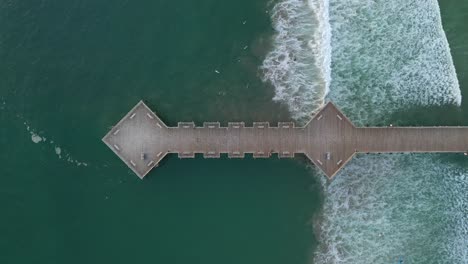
326,0 -> 461,125
314,155 -> 468,263
30,133 -> 43,143
308,0 -> 466,263
55,146 -> 62,157
23,121 -> 89,167
261,0 -> 331,123
262,0 -> 466,262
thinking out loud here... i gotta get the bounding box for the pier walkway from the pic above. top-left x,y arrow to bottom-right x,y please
103,101 -> 468,179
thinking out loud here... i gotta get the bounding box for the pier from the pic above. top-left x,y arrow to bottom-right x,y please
103,101 -> 468,179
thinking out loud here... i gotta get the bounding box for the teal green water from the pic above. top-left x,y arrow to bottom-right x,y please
313,0 -> 468,262
389,1 -> 468,126
0,1 -> 321,264
1,0 -> 467,263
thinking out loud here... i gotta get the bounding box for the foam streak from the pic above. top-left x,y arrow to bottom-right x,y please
261,0 -> 331,123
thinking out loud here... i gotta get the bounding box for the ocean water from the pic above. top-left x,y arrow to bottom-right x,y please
261,0 -> 331,123
0,1 -> 321,264
263,0 -> 468,263
1,0 -> 467,264
322,0 -> 468,262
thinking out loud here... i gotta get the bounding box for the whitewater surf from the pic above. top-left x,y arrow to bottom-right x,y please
262,0 -> 466,263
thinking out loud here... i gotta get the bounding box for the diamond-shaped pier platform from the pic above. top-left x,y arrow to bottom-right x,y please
302,102 -> 357,177
102,101 -> 168,178
103,100 -> 468,179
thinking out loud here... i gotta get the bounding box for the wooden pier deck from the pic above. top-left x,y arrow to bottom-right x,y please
103,101 -> 468,179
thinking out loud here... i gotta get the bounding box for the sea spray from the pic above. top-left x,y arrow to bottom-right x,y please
312,0 -> 465,263
263,0 -> 465,262
327,0 -> 461,125
261,0 -> 331,123
314,155 -> 468,263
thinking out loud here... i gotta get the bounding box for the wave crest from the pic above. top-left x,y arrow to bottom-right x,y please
327,0 -> 461,124
261,0 -> 331,123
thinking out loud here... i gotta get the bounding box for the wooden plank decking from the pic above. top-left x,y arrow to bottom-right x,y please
102,100 -> 468,179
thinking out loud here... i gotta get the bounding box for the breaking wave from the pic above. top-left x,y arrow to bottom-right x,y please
313,0 -> 466,263
261,0 -> 331,122
263,0 -> 466,263
327,0 -> 461,125
314,154 -> 468,263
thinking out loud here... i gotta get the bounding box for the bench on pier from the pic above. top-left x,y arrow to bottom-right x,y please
253,122 -> 269,129
204,151 -> 220,158
178,122 -> 195,129
228,151 -> 244,158
203,122 -> 220,129
278,122 -> 295,129
228,122 -> 245,129
278,151 -> 294,158
253,151 -> 270,158
178,151 -> 195,158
